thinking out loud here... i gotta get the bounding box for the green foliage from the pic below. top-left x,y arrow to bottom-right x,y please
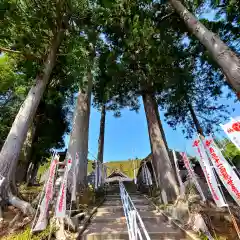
160,61 -> 230,138
215,138 -> 240,165
198,232 -> 209,240
92,0 -> 188,114
0,0 -> 90,166
2,225 -> 56,240
0,56 -> 17,92
37,159 -> 51,179
0,55 -> 29,147
209,0 -> 240,28
30,86 -> 71,165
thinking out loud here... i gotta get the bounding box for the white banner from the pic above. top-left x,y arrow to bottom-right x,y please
220,117 -> 240,150
33,155 -> 59,231
98,163 -> 102,187
204,138 -> 240,206
71,152 -> 79,201
144,164 -> 153,186
103,165 -> 107,183
94,161 -> 98,189
181,152 -> 206,201
134,168 -> 137,184
55,158 -> 72,218
142,164 -> 146,184
172,150 -> 185,195
94,161 -> 103,189
193,140 -> 226,207
0,174 -> 5,187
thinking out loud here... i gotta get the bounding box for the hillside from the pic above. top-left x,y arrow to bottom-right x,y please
88,159 -> 142,178
38,158 -> 142,180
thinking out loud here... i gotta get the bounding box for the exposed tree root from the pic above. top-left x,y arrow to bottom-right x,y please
8,192 -> 35,217
0,206 -> 3,220
64,216 -> 77,232
9,212 -> 21,228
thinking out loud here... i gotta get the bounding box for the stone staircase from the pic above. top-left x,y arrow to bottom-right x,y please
80,183 -> 193,240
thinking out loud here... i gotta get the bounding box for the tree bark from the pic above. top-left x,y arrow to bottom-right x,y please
26,162 -> 39,186
97,105 -> 106,163
188,103 -> 205,137
0,28 -> 64,211
142,92 -> 179,203
17,122 -> 36,183
152,96 -> 178,167
152,97 -> 169,152
8,192 -> 35,216
67,69 -> 93,193
169,0 -> 240,94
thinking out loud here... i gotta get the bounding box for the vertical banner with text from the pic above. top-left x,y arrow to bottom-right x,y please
220,117 -> 240,150
94,161 -> 98,189
55,158 -> 72,218
204,138 -> 240,207
193,140 -> 226,207
144,164 -> 153,186
71,152 -> 79,201
33,154 -> 59,231
181,152 -> 206,201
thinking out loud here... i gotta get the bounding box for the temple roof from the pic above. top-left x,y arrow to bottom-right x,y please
106,169 -> 132,182
107,169 -> 129,179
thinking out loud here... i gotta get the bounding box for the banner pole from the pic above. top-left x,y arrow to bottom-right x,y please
31,153 -> 56,233
150,159 -> 159,188
172,150 -> 185,196
182,151 -> 206,201
30,180 -> 47,235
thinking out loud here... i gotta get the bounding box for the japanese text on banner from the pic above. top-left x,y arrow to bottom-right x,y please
204,138 -> 240,207
193,140 -> 226,207
220,118 -> 240,150
181,152 -> 206,201
33,155 -> 59,231
55,158 -> 72,218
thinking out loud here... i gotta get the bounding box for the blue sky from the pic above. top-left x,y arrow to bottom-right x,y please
63,90 -> 240,162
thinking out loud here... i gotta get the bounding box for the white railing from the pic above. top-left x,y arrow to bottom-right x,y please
119,181 -> 151,240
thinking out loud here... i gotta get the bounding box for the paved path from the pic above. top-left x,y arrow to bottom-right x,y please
80,184 -> 191,240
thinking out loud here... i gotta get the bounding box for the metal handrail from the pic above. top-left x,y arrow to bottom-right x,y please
119,181 -> 151,240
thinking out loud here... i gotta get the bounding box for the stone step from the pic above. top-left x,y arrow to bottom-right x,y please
93,215 -> 170,225
94,209 -> 162,221
97,206 -> 124,213
81,215 -> 190,240
80,189 -> 193,240
102,199 -> 149,206
105,193 -> 142,197
98,204 -> 155,213
104,197 -> 146,203
81,230 -> 188,240
105,195 -> 145,199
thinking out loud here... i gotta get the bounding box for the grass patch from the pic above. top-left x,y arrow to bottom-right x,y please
37,160 -> 51,180
2,225 -> 56,240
